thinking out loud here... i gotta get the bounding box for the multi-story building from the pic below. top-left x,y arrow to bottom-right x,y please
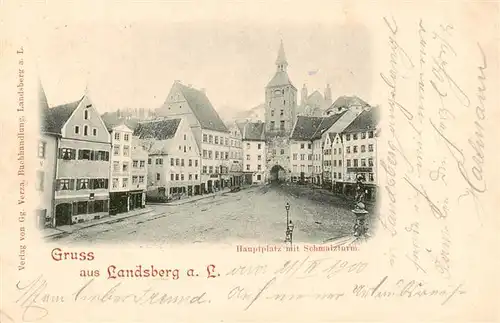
338,106 -> 380,200
238,121 -> 266,184
107,123 -> 133,214
134,118 -> 201,200
227,122 -> 244,187
130,136 -> 148,208
155,81 -> 230,192
41,93 -> 111,226
265,40 -> 297,182
36,80 -> 58,229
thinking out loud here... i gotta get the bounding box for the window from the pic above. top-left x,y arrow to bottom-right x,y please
92,128 -> 97,136
281,149 -> 285,155
308,154 -> 312,160
181,159 -> 185,167
368,158 -> 374,166
184,134 -> 187,140
84,109 -> 89,120
195,174 -> 198,180
246,143 -> 250,149
257,155 -> 262,161
114,132 -> 120,140
346,134 -> 351,141
308,165 -> 313,173
139,176 -> 144,183
215,136 -> 219,144
178,145 -> 181,151
84,125 -> 88,136
209,135 -> 213,144
133,160 -> 138,168
148,158 -> 152,165
300,143 -> 305,149
301,165 -> 305,172
156,158 -> 163,165
156,173 -> 160,181
347,159 -> 351,167
300,154 -> 305,160
176,158 -> 180,166
280,109 -> 284,116
353,159 -> 359,167
334,172 -> 337,179
113,145 -> 120,156
270,121 -> 275,130
57,179 -> 73,190
184,146 -> 186,153
195,160 -> 198,167
353,146 -> 358,153
171,173 -> 174,180
246,165 -> 250,171
225,152 -> 229,160
113,161 -> 120,172
308,143 -> 312,149
124,134 -> 129,141
170,158 -> 174,166
74,126 -> 80,134
293,153 -> 297,160
338,148 -> 342,154
258,165 -> 261,171
36,171 -> 44,191
353,133 -> 358,140
369,144 -> 374,152
338,173 -> 342,179
112,178 -> 119,188
280,121 -> 285,130
361,159 -> 366,167
346,146 -> 351,154
189,159 -> 192,167
339,160 -> 342,166
132,176 -> 138,184
203,166 -> 207,173
361,132 -> 366,139
189,174 -> 192,180
225,138 -> 229,146
246,154 -> 250,160
181,174 -> 184,181
209,166 -> 213,173
361,145 -> 366,152
369,131 -> 374,138
258,143 -> 261,149
215,151 -> 219,159
203,134 -> 207,142
271,110 -> 275,117
78,149 -> 91,160
122,178 -> 128,188
333,160 -> 337,167
208,151 -> 213,159
369,173 -> 374,181
38,141 -> 46,158
123,162 -> 129,172
59,148 -> 76,160
77,178 -> 89,190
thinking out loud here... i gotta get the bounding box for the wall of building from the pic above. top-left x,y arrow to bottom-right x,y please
110,126 -> 133,192
200,128 -> 230,185
36,134 -> 58,228
342,130 -> 377,184
290,140 -> 313,180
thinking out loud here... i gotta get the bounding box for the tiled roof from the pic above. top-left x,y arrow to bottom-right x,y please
290,116 -> 324,141
343,106 -> 380,133
101,112 -> 139,131
235,121 -> 246,136
133,119 -> 181,140
267,71 -> 295,88
290,111 -> 346,141
177,83 -> 229,133
42,97 -> 83,134
311,111 -> 346,140
328,95 -> 370,111
243,122 -> 265,141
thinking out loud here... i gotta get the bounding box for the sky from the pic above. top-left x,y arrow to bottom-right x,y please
30,2 -> 376,120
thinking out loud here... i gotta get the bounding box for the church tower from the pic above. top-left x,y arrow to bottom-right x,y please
264,40 -> 297,134
264,40 -> 297,182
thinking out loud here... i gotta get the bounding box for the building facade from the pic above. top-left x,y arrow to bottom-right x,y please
265,41 -> 297,182
135,118 -> 201,200
155,81 -> 230,192
239,121 -> 266,184
108,124 -> 133,214
227,122 -> 244,187
130,136 -> 148,208
42,94 -> 111,226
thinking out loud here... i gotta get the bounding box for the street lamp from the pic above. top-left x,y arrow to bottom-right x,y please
285,202 -> 294,244
285,202 -> 290,224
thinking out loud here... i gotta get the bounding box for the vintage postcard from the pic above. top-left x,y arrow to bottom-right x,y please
1,0 -> 499,322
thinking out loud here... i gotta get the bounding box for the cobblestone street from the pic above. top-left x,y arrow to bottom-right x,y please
51,184 -> 362,246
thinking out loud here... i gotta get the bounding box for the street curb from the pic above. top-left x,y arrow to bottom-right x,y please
44,208 -> 154,240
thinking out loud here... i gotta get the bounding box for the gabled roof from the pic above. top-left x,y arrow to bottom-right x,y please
101,113 -> 139,132
243,122 -> 266,141
343,106 -> 380,133
290,111 -> 346,141
327,95 -> 370,111
311,111 -> 347,140
42,97 -> 84,134
176,83 -> 229,133
133,119 -> 182,140
290,116 -> 324,141
235,121 -> 246,136
328,132 -> 338,142
267,71 -> 295,88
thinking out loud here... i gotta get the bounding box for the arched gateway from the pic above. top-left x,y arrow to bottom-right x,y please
269,164 -> 287,183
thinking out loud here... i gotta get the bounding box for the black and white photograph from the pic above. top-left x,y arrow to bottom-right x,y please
35,21 -> 380,247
